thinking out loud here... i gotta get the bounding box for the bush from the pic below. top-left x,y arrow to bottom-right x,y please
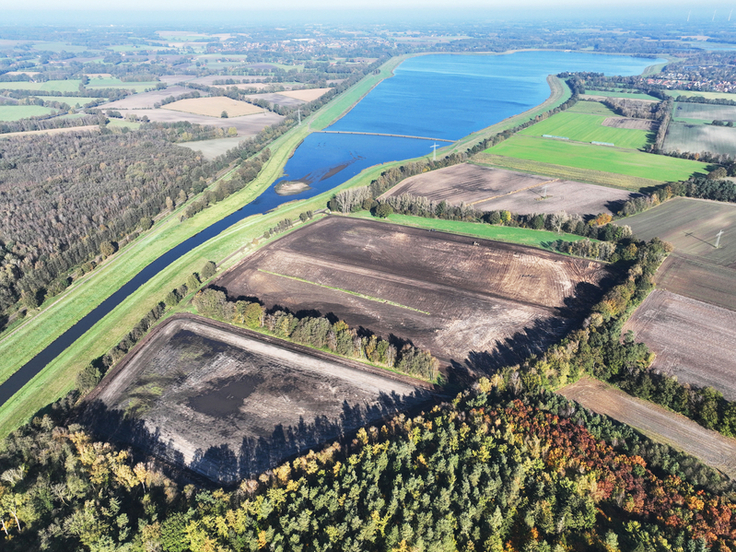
200,261 -> 217,280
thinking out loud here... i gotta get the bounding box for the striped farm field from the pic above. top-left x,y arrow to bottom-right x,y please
484,135 -> 709,183
518,111 -> 651,149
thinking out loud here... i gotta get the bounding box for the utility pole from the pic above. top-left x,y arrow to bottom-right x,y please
715,229 -> 724,248
430,142 -> 438,161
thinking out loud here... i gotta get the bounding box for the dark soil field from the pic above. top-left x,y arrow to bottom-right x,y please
215,217 -> 612,370
623,290 -> 736,400
381,164 -> 638,216
560,377 -> 736,479
87,316 -> 429,484
623,197 -> 736,310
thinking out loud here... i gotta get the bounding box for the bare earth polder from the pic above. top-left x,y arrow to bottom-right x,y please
623,290 -> 736,400
560,377 -> 736,479
87,315 -> 430,484
381,164 -> 639,216
214,217 -> 612,371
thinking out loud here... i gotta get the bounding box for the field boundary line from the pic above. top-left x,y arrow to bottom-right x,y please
257,268 -> 431,314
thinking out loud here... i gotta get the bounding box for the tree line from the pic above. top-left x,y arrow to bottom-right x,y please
192,288 -> 440,381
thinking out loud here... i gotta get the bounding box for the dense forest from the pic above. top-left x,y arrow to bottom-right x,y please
1,370 -> 735,550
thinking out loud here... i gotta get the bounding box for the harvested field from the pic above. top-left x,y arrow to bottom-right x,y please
178,137 -> 245,160
242,92 -> 306,108
623,198 -> 736,309
87,315 -> 428,484
98,86 -> 194,110
655,254 -> 736,311
188,75 -> 265,85
119,108 -> 284,137
582,89 -> 661,101
664,121 -> 736,156
560,377 -> 736,479
381,164 -> 638,216
623,290 -> 736,399
164,96 -> 263,118
674,102 -> 736,122
624,198 -> 736,266
215,217 -> 612,370
601,117 -> 658,131
278,87 -> 332,102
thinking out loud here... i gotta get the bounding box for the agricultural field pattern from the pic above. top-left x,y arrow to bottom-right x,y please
214,217 -> 612,371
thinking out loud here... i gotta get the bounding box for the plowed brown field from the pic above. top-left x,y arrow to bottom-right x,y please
215,217 -> 611,370
381,164 -> 637,216
88,315 -> 428,484
623,290 -> 736,400
560,377 -> 736,479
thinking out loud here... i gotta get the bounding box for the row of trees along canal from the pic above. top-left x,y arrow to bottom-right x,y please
0,57 -> 386,327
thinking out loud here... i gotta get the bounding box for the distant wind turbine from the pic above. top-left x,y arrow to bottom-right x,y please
713,9 -> 717,22
729,9 -> 733,21
687,10 -> 691,22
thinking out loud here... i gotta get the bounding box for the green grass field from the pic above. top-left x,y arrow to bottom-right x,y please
567,102 -> 621,116
518,111 -> 651,150
31,42 -> 87,53
484,135 -> 709,183
584,89 -> 661,101
0,105 -> 56,121
0,80 -> 82,93
673,102 -> 736,122
350,212 -> 590,249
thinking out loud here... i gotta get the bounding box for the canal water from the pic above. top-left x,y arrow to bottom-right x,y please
0,52 -> 660,407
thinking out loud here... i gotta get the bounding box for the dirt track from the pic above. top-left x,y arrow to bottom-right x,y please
623,290 -> 736,400
215,217 -> 611,370
560,377 -> 736,479
89,315 -> 428,484
381,164 -> 637,216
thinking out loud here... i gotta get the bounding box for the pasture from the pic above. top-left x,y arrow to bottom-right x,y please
560,377 -> 736,479
0,80 -> 82,93
0,105 -> 55,121
518,110 -> 651,149
87,315 -> 427,484
664,121 -> 736,156
567,101 -> 621,116
622,197 -> 736,309
673,102 -> 736,123
85,77 -> 161,92
623,290 -> 736,400
215,216 -> 612,368
483,135 -> 709,184
164,96 -> 264,118
381,163 -> 638,216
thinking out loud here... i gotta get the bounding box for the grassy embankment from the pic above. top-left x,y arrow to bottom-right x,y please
0,56 -> 409,436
